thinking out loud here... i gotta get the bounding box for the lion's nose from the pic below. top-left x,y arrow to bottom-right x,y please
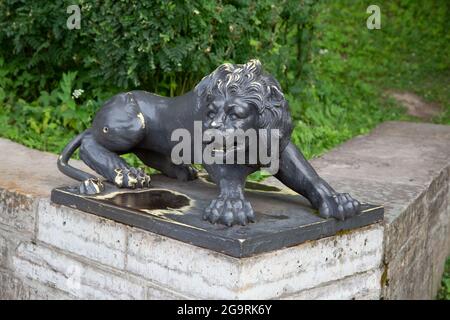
210,120 -> 222,129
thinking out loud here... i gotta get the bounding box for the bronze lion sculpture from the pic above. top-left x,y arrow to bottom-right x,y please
57,60 -> 361,226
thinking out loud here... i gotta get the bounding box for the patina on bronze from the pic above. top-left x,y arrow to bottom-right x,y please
56,60 -> 364,227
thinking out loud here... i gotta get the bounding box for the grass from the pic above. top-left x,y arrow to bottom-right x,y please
437,257 -> 450,300
251,0 -> 449,179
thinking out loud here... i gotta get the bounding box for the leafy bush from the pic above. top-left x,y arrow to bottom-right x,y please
438,257 -> 450,300
0,0 -> 315,98
0,0 -> 317,170
0,65 -> 100,151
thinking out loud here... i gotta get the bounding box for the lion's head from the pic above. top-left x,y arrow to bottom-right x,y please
194,60 -> 293,161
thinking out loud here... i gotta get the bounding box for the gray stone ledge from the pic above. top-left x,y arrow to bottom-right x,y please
0,120 -> 449,299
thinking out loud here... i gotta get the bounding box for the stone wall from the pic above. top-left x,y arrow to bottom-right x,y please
316,122 -> 450,299
0,121 -> 449,299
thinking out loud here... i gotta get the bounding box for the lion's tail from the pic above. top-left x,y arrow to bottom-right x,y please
57,129 -> 97,182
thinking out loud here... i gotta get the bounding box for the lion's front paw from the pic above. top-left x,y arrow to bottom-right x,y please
319,193 -> 361,221
113,167 -> 151,189
203,195 -> 255,226
79,178 -> 105,195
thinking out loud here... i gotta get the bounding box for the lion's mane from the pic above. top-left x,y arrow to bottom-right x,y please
194,59 -> 293,151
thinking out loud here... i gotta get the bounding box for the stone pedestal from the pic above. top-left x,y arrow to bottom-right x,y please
51,175 -> 383,258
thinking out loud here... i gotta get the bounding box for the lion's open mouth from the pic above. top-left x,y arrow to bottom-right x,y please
203,136 -> 246,156
212,145 -> 238,154
212,143 -> 244,155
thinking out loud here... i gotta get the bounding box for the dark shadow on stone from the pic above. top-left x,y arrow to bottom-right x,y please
98,189 -> 190,211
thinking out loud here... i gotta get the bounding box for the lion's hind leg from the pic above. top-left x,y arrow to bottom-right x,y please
134,149 -> 198,182
79,132 -> 151,193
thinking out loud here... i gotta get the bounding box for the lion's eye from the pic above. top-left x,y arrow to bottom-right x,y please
103,127 -> 109,133
207,111 -> 216,119
228,113 -> 238,120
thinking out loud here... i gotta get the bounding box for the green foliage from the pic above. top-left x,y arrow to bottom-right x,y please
285,0 -> 449,158
0,0 -> 315,98
437,257 -> 450,300
0,0 -> 317,166
0,61 -> 100,151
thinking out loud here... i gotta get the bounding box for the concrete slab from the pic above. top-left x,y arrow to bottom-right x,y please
0,138 -> 94,197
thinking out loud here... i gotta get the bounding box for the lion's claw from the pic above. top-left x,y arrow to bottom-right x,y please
79,178 -> 105,195
319,193 -> 361,220
204,195 -> 255,226
113,167 -> 151,189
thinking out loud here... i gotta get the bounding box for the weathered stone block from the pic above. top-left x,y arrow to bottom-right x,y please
383,221 -> 430,299
147,284 -> 191,299
237,225 -> 383,299
126,224 -> 383,299
384,193 -> 427,262
427,185 -> 449,228
371,121 -> 450,141
0,138 -> 94,198
387,255 -> 433,299
12,243 -> 145,299
426,168 -> 449,204
313,132 -> 450,188
0,271 -> 36,300
0,225 -> 33,271
0,234 -> 6,267
0,188 -> 37,235
428,207 -> 450,297
314,176 -> 424,224
37,199 -> 127,269
0,270 -> 74,300
283,269 -> 382,300
126,228 -> 241,299
447,174 -> 450,255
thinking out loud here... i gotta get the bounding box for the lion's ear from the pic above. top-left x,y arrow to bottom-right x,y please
267,85 -> 284,106
124,92 -> 141,113
195,74 -> 215,100
125,92 -> 134,103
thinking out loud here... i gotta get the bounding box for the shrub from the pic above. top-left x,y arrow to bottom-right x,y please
0,0 -> 317,171
0,0 -> 316,98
